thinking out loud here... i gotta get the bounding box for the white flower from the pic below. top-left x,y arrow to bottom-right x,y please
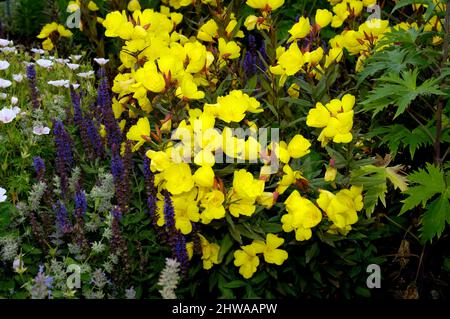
48,80 -> 70,87
31,48 -> 45,54
65,83 -> 80,89
0,39 -> 12,47
0,93 -> 6,100
33,125 -> 51,135
0,187 -> 6,202
71,55 -> 83,61
0,108 -> 17,123
11,97 -> 18,105
0,47 -> 16,54
94,58 -> 109,66
13,74 -> 24,82
66,63 -> 80,70
77,71 -> 95,78
0,78 -> 12,88
13,255 -> 27,274
36,59 -> 53,68
0,60 -> 10,70
54,58 -> 70,64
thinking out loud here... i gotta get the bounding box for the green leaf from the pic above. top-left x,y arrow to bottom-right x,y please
351,165 -> 408,216
420,195 -> 450,242
401,164 -> 446,214
366,124 -> 433,159
355,286 -> 371,298
357,47 -> 422,86
391,0 -> 430,14
223,280 -> 247,289
226,214 -> 242,244
305,243 -> 319,264
218,234 -> 234,263
362,69 -> 443,118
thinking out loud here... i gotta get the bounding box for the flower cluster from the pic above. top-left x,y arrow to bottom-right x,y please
234,234 -> 288,279
306,94 -> 356,146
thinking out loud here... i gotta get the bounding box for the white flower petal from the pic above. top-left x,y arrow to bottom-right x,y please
0,187 -> 7,202
36,59 -> 53,68
77,71 -> 95,78
0,60 -> 10,70
12,74 -> 24,82
94,58 -> 109,66
0,78 -> 12,88
0,108 -> 17,123
48,80 -> 70,87
31,48 -> 45,54
33,126 -> 51,135
66,63 -> 80,70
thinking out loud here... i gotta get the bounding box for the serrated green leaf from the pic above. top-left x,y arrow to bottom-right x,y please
420,195 -> 450,242
401,163 -> 446,214
362,69 -> 443,118
351,165 -> 407,216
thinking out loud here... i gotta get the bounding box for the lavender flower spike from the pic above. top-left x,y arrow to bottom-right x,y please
26,64 -> 40,109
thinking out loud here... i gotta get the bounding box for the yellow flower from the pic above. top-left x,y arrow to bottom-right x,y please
186,241 -> 194,260
37,22 -> 72,50
204,90 -> 261,123
67,1 -> 80,13
276,164 -> 303,194
287,134 -> 311,159
256,192 -> 275,209
146,149 -> 172,172
306,102 -> 330,128
288,17 -> 311,42
218,38 -> 241,60
246,0 -> 285,12
317,186 -> 363,235
282,191 -> 322,241
103,11 -> 134,40
193,166 -> 215,188
163,162 -> 195,195
134,61 -> 166,93
201,190 -> 226,221
304,47 -> 324,66
175,74 -> 205,100
126,117 -> 151,151
199,235 -> 221,270
197,19 -> 219,42
233,169 -> 265,200
184,42 -> 208,73
287,83 -> 300,98
128,0 -> 141,11
226,19 -> 244,38
88,1 -> 99,11
42,38 -> 54,51
307,94 -> 356,146
315,9 -> 333,28
270,42 -> 305,76
244,15 -> 258,30
172,190 -> 200,234
255,234 -> 288,265
324,166 -> 337,182
228,193 -> 257,218
233,244 -> 261,279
